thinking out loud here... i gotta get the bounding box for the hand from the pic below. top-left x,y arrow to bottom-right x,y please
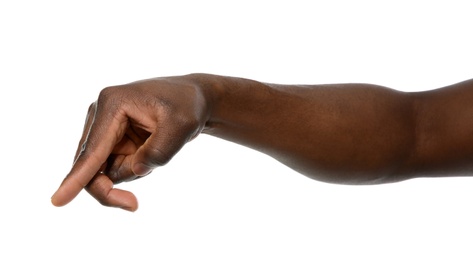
51,75 -> 211,211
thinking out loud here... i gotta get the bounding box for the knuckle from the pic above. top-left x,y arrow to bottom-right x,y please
107,171 -> 121,184
77,141 -> 91,160
98,86 -> 116,100
97,198 -> 113,207
97,86 -> 124,110
77,139 -> 99,158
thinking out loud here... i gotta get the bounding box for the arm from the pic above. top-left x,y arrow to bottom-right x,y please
51,74 -> 473,211
201,74 -> 416,185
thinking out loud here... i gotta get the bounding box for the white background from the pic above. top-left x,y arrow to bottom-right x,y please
1,1 -> 473,259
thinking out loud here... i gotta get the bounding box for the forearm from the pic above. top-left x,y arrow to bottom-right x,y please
410,78 -> 473,178
189,73 -> 418,184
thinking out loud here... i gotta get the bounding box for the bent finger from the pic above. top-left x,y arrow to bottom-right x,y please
105,154 -> 140,184
85,173 -> 138,212
132,116 -> 199,176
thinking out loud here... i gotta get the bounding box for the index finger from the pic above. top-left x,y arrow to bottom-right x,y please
51,92 -> 128,207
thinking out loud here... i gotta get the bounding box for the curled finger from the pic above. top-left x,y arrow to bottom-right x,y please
85,172 -> 138,212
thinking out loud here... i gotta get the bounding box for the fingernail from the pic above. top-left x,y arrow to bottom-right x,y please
121,206 -> 138,212
133,163 -> 152,176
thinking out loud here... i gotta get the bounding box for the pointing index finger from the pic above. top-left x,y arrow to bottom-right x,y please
51,92 -> 128,207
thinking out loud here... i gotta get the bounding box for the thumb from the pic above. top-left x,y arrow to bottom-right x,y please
132,123 -> 197,176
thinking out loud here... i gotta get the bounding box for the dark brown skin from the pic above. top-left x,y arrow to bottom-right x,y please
51,74 -> 473,211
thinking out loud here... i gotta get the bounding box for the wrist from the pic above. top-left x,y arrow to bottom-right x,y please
182,73 -> 225,130
185,73 -> 276,136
